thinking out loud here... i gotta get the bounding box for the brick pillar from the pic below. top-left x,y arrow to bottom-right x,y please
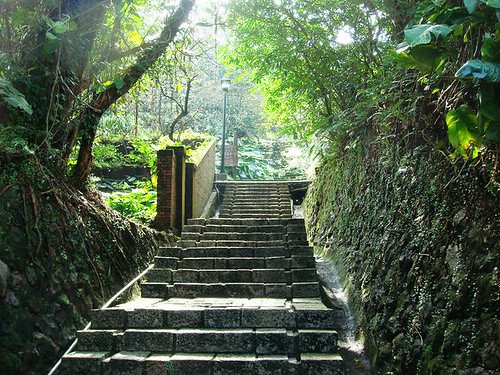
154,149 -> 176,232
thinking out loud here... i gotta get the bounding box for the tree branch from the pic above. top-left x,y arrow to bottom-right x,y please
72,0 -> 194,185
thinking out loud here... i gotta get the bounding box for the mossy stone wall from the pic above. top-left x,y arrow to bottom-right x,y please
0,159 -> 175,374
304,144 -> 499,374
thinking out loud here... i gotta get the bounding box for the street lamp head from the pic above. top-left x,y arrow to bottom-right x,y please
221,77 -> 231,92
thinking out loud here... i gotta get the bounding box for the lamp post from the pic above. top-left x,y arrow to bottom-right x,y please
220,77 -> 231,173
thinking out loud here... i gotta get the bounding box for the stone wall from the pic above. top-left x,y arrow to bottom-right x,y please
191,140 -> 216,218
0,162 -> 175,373
304,143 -> 499,374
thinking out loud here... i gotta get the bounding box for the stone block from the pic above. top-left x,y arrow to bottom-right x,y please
166,308 -> 203,327
91,308 -> 126,329
290,246 -> 313,256
291,256 -> 316,269
153,257 -> 178,269
265,284 -> 291,299
180,258 -> 214,269
255,356 -> 297,374
123,329 -> 173,351
187,218 -> 206,226
253,269 -> 286,283
158,247 -> 182,258
299,354 -> 344,375
298,329 -> 338,353
266,257 -> 286,269
255,329 -> 290,354
214,258 -> 227,268
291,268 -> 318,282
173,270 -> 199,283
60,351 -> 109,374
212,354 -> 256,374
254,247 -> 288,257
146,268 -> 173,283
127,309 -> 164,328
295,309 -> 337,329
227,258 -> 266,269
168,354 -> 215,375
241,308 -> 294,328
76,330 -> 117,351
204,308 -> 241,328
140,282 -> 169,299
175,329 -> 254,353
292,282 -> 320,298
108,351 -> 150,375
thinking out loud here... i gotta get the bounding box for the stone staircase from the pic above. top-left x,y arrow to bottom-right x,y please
59,181 -> 344,374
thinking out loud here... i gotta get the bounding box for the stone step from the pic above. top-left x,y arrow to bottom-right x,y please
160,246 -> 286,258
165,255 -> 316,270
141,282 -> 321,299
224,187 -> 289,192
219,209 -> 292,214
221,199 -> 290,205
221,200 -> 289,204
222,195 -> 290,199
177,256 -> 286,269
202,224 -> 285,233
220,201 -> 288,206
59,179 -> 344,374
90,300 -> 340,330
172,269 -> 288,283
219,210 -> 292,216
145,268 -> 319,284
61,351 -> 344,375
224,189 -> 289,194
223,193 -> 290,204
177,240 -> 287,248
181,232 -> 286,242
203,218 -> 304,226
159,246 -> 314,258
219,214 -> 292,219
76,328 -> 338,355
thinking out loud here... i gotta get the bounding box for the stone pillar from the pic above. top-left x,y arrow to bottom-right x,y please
185,162 -> 194,221
154,149 -> 176,232
173,146 -> 186,231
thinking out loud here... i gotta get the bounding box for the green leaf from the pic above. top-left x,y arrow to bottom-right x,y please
456,59 -> 500,81
11,9 -> 32,26
68,21 -> 78,32
114,78 -> 125,90
52,21 -> 69,34
395,45 -> 447,73
464,0 -> 479,13
481,35 -> 500,62
43,39 -> 58,54
404,24 -> 453,47
446,105 -> 481,157
129,31 -> 143,45
480,0 -> 500,8
46,32 -> 58,41
0,78 -> 33,115
480,83 -> 500,122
